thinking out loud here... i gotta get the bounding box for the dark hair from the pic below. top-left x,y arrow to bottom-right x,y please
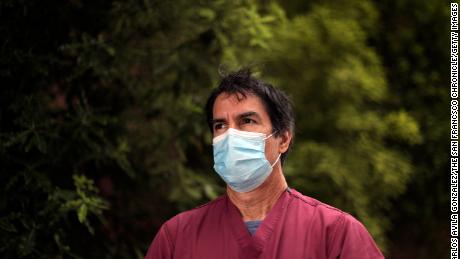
205,69 -> 295,164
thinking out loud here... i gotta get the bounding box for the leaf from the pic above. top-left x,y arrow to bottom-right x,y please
0,217 -> 17,233
198,8 -> 216,21
77,204 -> 88,223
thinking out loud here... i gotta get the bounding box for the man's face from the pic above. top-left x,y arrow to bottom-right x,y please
211,92 -> 283,165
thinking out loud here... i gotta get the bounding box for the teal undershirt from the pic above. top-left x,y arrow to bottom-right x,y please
243,188 -> 290,235
244,220 -> 262,235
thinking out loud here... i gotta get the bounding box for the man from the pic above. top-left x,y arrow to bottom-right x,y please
145,69 -> 384,259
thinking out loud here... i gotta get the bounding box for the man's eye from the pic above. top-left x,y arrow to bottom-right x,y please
214,123 -> 225,130
242,118 -> 255,124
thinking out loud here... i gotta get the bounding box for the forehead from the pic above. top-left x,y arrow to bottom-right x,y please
213,92 -> 269,118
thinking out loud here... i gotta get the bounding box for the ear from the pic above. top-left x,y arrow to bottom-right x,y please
278,130 -> 292,154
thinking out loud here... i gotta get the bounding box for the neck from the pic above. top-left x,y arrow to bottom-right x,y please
227,166 -> 288,221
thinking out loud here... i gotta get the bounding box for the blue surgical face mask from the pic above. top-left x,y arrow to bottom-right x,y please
212,128 -> 281,193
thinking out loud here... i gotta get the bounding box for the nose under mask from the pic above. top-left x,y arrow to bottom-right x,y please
212,128 -> 281,193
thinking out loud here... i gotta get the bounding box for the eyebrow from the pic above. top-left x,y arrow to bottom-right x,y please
238,111 -> 261,120
211,118 -> 226,125
212,111 -> 261,125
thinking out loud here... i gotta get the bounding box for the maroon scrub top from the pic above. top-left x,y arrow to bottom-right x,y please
145,189 -> 384,259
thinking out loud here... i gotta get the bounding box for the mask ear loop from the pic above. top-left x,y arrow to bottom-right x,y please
264,131 -> 281,167
270,153 -> 281,167
263,131 -> 277,140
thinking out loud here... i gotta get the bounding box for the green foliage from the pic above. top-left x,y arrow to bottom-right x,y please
62,175 -> 109,234
0,0 -> 446,258
211,0 -> 420,249
0,171 -> 107,258
371,0 -> 450,257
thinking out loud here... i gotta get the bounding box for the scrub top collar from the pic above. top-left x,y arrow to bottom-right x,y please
225,188 -> 293,257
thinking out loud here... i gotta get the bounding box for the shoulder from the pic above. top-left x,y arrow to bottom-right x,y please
162,195 -> 227,236
288,188 -> 352,223
172,194 -> 226,221
288,189 -> 384,258
287,188 -> 372,238
146,197 -> 227,258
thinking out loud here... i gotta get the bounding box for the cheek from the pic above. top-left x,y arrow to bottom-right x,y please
264,139 -> 280,159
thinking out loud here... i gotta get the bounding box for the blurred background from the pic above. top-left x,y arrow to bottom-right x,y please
0,0 -> 449,258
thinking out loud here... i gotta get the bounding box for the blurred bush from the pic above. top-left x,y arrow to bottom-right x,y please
0,0 -> 448,258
